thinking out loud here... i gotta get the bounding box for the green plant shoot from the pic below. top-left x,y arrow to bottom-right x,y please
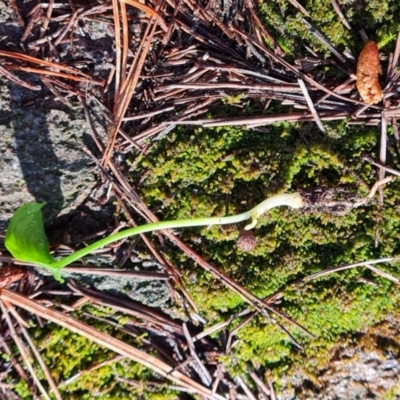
5,193 -> 303,282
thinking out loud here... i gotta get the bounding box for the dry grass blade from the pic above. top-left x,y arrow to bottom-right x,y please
0,65 -> 41,90
122,0 -> 168,31
287,0 -> 310,17
244,0 -> 282,54
389,30 -> 400,80
112,0 -> 122,103
0,300 -> 51,400
217,26 -> 369,106
182,323 -> 213,386
103,18 -> 158,167
301,19 -> 347,65
235,376 -> 257,400
159,82 -> 302,91
4,302 -> 62,400
0,50 -> 96,79
365,264 -> 399,284
304,257 -> 398,281
298,78 -> 325,132
120,0 -> 129,88
0,331 -> 31,388
59,355 -> 125,388
226,312 -> 257,353
268,379 -> 277,400
10,66 -> 102,85
362,155 -> 400,178
192,309 -> 252,342
379,115 -> 388,204
68,281 -> 184,333
0,289 -> 226,400
246,366 -> 270,397
330,0 -> 351,29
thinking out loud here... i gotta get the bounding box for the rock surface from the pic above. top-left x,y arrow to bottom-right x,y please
0,77 -> 98,230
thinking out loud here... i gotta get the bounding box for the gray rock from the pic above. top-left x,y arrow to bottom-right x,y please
0,76 -> 98,230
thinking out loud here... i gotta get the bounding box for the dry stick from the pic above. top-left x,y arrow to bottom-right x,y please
269,315 -> 303,350
268,379 -> 277,400
0,289 -> 225,400
165,110 -> 355,128
393,118 -> 400,141
4,302 -> 63,400
0,300 -> 52,400
192,309 -> 252,342
330,0 -> 351,29
298,78 -> 325,132
27,25 -> 66,47
211,363 -> 225,397
41,78 -> 72,106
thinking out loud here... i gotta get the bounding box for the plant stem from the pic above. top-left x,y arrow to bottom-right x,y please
51,192 -> 303,269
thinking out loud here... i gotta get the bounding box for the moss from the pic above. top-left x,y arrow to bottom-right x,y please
131,116 -> 400,384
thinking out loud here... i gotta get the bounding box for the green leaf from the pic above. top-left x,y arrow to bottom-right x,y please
5,203 -> 63,282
